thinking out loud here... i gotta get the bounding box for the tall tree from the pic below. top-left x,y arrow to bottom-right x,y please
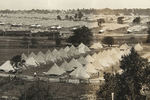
67,26 -> 93,46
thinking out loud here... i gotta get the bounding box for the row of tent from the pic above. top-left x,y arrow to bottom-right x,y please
0,43 -> 91,72
44,47 -> 131,79
0,43 -> 143,79
44,43 -> 143,79
22,43 -> 91,67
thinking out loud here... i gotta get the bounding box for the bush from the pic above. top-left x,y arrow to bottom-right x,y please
102,36 -> 114,46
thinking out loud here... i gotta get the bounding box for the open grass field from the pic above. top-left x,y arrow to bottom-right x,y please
0,13 -> 98,28
0,76 -> 100,100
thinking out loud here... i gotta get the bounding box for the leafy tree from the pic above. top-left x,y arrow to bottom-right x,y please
11,55 -> 22,69
102,36 -> 114,46
67,26 -> 93,46
78,11 -> 83,20
65,15 -> 69,20
133,17 -> 141,24
74,11 -> 84,21
19,80 -> 54,100
97,48 -> 150,100
57,15 -> 61,20
97,18 -> 105,27
69,16 -> 74,20
74,13 -> 78,20
117,17 -> 124,24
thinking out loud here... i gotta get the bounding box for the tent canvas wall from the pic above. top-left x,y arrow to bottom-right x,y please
28,52 -> 37,59
84,63 -> 97,74
22,53 -> 27,60
0,60 -> 15,72
70,66 -> 90,79
134,43 -> 143,52
45,63 -> 65,75
25,57 -> 39,67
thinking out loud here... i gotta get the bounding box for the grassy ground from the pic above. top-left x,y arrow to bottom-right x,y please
0,77 -> 100,100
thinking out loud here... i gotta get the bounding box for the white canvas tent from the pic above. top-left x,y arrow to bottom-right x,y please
85,55 -> 95,63
45,53 -> 56,62
52,49 -> 59,56
90,42 -> 103,49
25,57 -> 39,67
0,60 -> 15,72
37,51 -> 45,58
84,63 -> 97,74
28,52 -> 36,59
84,45 -> 91,52
78,43 -> 90,53
77,56 -> 88,65
68,58 -> 83,70
70,66 -> 90,79
35,55 -> 46,64
59,48 -> 68,58
60,60 -> 71,71
22,53 -> 27,60
45,63 -> 65,75
120,43 -> 129,50
52,49 -> 62,60
92,61 -> 104,70
64,46 -> 70,52
68,45 -> 79,56
134,43 -> 143,52
142,53 -> 150,58
45,49 -> 51,55
92,53 -> 98,59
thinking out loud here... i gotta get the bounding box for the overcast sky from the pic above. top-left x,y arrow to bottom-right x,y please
0,0 -> 150,10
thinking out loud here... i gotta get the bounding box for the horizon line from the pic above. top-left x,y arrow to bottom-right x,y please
0,7 -> 150,11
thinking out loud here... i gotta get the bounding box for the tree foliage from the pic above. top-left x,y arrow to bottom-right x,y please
67,26 -> 93,46
74,11 -> 84,21
11,55 -> 22,68
97,48 -> 150,100
57,15 -> 61,20
133,17 -> 141,24
117,17 -> 124,24
102,36 -> 114,46
97,18 -> 105,27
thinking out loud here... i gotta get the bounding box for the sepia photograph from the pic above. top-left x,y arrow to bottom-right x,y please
0,0 -> 149,100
